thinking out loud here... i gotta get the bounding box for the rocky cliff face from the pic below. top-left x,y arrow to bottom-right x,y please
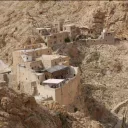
0,1 -> 128,128
0,86 -> 62,128
0,1 -> 127,63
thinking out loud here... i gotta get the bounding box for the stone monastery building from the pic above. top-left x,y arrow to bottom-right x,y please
36,20 -> 80,47
12,43 -> 80,105
10,20 -> 116,106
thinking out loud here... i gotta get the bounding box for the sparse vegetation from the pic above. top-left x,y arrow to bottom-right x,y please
65,37 -> 71,43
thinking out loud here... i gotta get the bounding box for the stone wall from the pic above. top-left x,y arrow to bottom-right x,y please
43,32 -> 69,47
55,74 -> 80,105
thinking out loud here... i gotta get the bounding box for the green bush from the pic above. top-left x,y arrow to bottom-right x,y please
65,37 -> 70,43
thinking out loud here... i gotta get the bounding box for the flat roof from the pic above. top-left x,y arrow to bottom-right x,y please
36,27 -> 51,30
43,79 -> 65,84
63,24 -> 75,27
42,54 -> 68,60
46,65 -> 69,73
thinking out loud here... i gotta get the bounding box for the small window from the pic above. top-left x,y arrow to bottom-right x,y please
27,57 -> 28,60
45,76 -> 47,80
74,74 -> 76,76
18,84 -> 20,90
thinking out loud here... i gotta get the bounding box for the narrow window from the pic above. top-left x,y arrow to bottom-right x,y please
45,76 -> 47,80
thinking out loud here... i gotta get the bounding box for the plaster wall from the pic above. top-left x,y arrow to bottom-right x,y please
41,47 -> 52,55
21,48 -> 52,58
42,55 -> 69,68
51,57 -> 61,67
37,72 -> 80,105
44,32 -> 69,47
103,32 -> 115,43
69,66 -> 79,76
17,66 -> 37,84
36,73 -> 45,84
55,74 -> 80,105
19,81 -> 37,95
13,51 -> 23,74
41,59 -> 52,69
37,85 -> 56,100
21,55 -> 33,62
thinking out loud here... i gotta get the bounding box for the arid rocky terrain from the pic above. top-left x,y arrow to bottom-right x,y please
0,1 -> 128,128
0,86 -> 62,128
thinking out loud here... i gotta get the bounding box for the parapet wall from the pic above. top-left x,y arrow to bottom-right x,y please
79,38 -> 115,45
24,44 -> 42,49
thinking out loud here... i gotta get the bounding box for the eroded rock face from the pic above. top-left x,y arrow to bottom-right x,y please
69,111 -> 105,128
0,87 -> 62,128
